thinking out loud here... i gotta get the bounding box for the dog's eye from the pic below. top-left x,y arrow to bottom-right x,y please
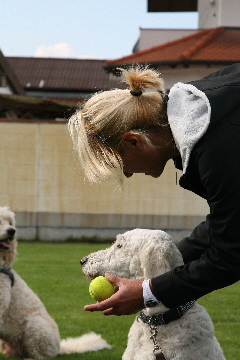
116,244 -> 122,249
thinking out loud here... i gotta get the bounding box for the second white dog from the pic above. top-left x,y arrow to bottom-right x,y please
81,228 -> 226,360
0,207 -> 111,359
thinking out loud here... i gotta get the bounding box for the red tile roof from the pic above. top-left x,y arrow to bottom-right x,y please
7,57 -> 126,91
106,27 -> 240,68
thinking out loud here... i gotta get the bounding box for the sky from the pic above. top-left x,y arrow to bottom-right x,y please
1,0 -> 198,60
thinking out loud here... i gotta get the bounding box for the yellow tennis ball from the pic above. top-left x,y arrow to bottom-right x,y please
89,276 -> 115,302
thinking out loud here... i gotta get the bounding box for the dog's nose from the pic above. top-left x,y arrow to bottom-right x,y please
7,228 -> 16,238
80,256 -> 88,266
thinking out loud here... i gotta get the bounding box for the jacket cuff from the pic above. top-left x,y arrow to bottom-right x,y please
151,271 -> 184,309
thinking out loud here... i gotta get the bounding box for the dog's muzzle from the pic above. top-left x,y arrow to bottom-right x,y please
0,228 -> 16,250
7,228 -> 16,239
80,256 -> 88,266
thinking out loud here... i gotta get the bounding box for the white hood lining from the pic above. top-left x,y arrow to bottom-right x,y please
168,82 -> 211,173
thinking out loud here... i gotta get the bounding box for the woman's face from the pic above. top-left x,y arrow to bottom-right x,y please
118,130 -> 176,179
120,145 -> 166,178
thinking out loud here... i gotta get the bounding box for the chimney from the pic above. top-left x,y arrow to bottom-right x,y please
198,0 -> 240,29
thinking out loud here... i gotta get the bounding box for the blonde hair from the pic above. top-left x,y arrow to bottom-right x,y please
68,66 -> 166,184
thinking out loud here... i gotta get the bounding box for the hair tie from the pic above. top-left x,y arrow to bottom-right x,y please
130,90 -> 143,97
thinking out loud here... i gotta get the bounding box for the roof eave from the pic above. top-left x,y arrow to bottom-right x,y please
105,59 -> 239,72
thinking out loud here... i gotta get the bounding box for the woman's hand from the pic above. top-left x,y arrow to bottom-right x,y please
84,274 -> 144,316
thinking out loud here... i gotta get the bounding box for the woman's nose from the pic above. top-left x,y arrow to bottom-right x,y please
123,171 -> 133,178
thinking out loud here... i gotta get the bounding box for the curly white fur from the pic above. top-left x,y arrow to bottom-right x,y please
0,207 -> 111,359
81,228 -> 226,360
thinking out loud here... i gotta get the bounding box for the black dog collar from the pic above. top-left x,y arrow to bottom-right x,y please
0,268 -> 14,286
138,300 -> 195,326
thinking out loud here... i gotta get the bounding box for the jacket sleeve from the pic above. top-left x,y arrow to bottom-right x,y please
176,217 -> 211,264
151,113 -> 240,308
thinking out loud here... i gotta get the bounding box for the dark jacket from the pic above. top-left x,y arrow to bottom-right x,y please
151,64 -> 240,308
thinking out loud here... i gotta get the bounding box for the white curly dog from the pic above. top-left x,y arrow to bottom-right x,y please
0,207 -> 111,359
81,228 -> 226,360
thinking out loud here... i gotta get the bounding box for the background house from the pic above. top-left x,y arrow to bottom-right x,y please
6,57 -> 126,101
0,0 -> 239,241
106,0 -> 240,90
1,56 -> 126,120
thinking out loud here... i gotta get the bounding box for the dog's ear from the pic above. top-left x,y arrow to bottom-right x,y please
139,232 -> 183,279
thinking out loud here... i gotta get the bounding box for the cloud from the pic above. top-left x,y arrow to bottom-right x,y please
34,42 -> 105,59
34,42 -> 75,58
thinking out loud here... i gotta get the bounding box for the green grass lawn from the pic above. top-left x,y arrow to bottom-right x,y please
2,241 -> 240,359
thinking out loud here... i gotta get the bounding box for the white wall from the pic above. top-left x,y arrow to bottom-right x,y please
0,120 -> 209,241
158,64 -> 224,90
136,29 -> 198,51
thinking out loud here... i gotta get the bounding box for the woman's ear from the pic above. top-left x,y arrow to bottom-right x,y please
122,132 -> 144,150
